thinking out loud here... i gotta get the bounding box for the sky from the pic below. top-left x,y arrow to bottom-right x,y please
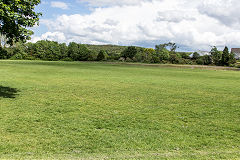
31,0 -> 240,51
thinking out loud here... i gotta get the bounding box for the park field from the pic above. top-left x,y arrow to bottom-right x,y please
0,60 -> 240,159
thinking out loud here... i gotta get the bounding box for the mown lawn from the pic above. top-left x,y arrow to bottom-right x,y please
0,60 -> 240,159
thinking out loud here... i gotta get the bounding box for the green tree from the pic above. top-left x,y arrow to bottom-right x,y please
68,43 -> 90,61
167,42 -> 177,53
47,41 -> 61,61
11,41 -> 27,59
169,53 -> 182,64
0,0 -> 42,46
159,49 -> 170,61
155,43 -> 179,62
0,46 -> 8,59
25,42 -> 36,59
142,48 -> 154,63
121,46 -> 137,60
68,42 -> 78,60
59,43 -> 68,59
78,44 -> 90,61
192,52 -> 200,60
210,46 -> 221,65
179,52 -> 190,59
155,45 -> 170,62
97,50 -> 106,61
221,46 -> 230,66
155,42 -> 177,54
33,40 -> 48,59
151,51 -> 161,63
229,52 -> 236,65
197,55 -> 212,65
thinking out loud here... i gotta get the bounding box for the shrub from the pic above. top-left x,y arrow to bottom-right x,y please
61,57 -> 73,61
196,55 -> 212,65
78,44 -> 90,61
88,51 -> 98,61
97,50 -> 106,61
132,57 -> 138,62
121,46 -> 137,59
126,57 -> 133,62
0,48 -> 8,59
179,52 -> 191,59
25,55 -> 36,60
10,53 -> 24,60
192,52 -> 200,60
119,57 -> 125,62
169,53 -> 182,64
151,52 -> 161,63
182,59 -> 193,65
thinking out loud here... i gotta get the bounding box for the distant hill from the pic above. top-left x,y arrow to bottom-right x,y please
85,44 -> 145,54
85,44 -> 128,54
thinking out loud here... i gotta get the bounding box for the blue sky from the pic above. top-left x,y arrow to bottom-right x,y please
31,0 -> 240,51
33,0 -> 91,36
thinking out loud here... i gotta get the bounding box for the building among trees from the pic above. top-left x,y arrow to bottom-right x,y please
231,48 -> 240,59
196,50 -> 210,56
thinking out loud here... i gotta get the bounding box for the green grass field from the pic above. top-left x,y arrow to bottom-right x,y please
1,60 -> 240,159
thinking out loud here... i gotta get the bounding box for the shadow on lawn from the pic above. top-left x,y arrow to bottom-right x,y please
0,86 -> 19,98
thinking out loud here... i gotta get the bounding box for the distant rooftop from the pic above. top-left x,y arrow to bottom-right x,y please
197,50 -> 210,56
231,48 -> 240,53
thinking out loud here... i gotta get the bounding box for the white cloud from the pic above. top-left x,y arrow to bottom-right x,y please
35,0 -> 240,50
199,0 -> 240,27
51,1 -> 69,10
76,0 -> 153,7
31,32 -> 66,43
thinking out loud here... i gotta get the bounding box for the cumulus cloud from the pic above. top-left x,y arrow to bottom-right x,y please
31,32 -> 66,43
51,1 -> 69,10
35,0 -> 240,50
76,0 -> 153,7
157,10 -> 196,23
199,0 -> 240,27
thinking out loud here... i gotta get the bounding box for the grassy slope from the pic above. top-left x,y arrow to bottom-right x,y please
0,60 -> 240,159
85,44 -> 127,54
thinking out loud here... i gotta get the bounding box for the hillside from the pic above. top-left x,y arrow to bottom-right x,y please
85,44 -> 128,54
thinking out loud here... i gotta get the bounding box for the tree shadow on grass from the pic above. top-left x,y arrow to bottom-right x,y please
0,86 -> 19,98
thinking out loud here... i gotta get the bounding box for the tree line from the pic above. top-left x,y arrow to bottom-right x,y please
0,40 -> 237,67
0,1 -> 238,67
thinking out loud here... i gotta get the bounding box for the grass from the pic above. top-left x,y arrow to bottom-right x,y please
0,60 -> 240,159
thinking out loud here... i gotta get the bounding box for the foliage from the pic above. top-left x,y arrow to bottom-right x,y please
221,46 -> 230,66
121,46 -> 137,59
178,52 -> 191,59
151,51 -> 161,63
0,40 -> 237,67
68,42 -> 79,60
196,55 -> 212,65
59,43 -> 68,59
0,47 -> 7,59
143,48 -> 155,63
169,53 -> 182,64
210,46 -> 222,65
97,50 -> 106,61
221,46 -> 236,66
78,44 -> 90,61
155,42 -> 177,53
157,48 -> 170,62
229,52 -> 236,65
86,44 -> 126,55
192,52 -> 200,60
0,0 -> 42,45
